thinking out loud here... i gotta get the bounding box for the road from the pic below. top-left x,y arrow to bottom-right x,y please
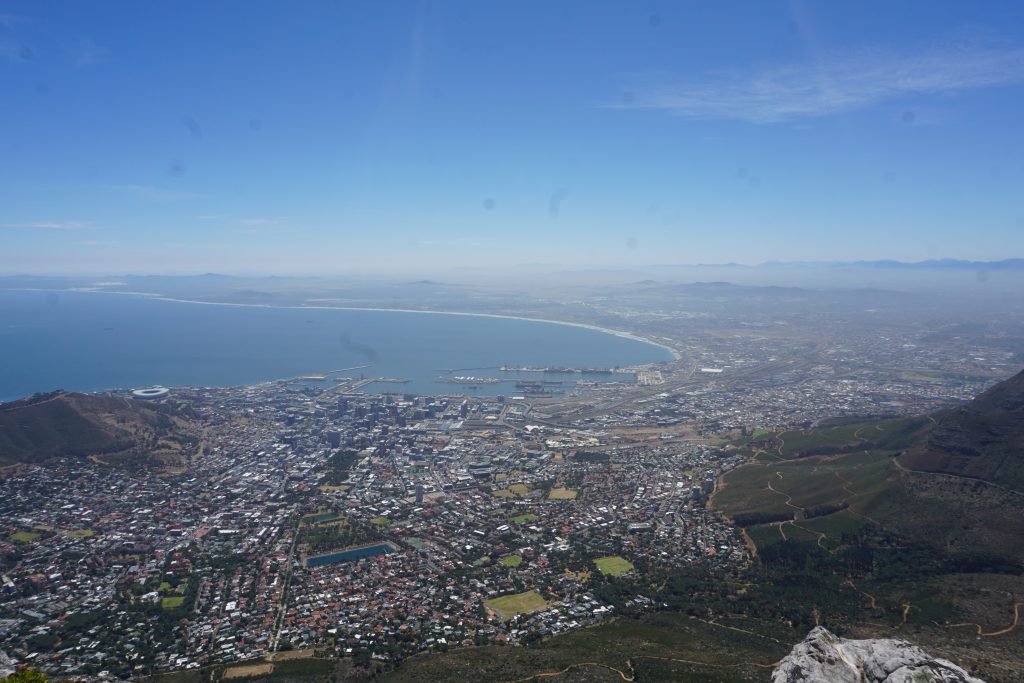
269,488 -> 302,652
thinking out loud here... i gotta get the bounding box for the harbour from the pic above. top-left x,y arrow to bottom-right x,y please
0,289 -> 673,401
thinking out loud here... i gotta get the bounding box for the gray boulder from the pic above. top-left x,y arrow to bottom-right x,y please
772,626 -> 985,683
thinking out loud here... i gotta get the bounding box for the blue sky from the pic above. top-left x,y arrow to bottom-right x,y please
2,1 -> 1024,274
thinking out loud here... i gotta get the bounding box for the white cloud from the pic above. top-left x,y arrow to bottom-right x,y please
2,220 -> 93,230
611,41 -> 1024,123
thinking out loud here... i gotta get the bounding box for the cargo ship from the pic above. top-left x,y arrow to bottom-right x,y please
501,366 -> 616,374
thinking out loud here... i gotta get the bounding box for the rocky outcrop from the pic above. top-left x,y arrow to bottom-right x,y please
772,627 -> 985,683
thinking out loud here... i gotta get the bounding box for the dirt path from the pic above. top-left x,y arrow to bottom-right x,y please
766,479 -> 804,511
501,651 -> 784,683
946,602 -> 1023,637
753,444 -> 785,464
834,470 -> 856,497
738,526 -> 758,557
766,478 -> 828,546
634,654 -> 780,670
841,579 -> 878,609
687,615 -> 790,645
500,661 -> 635,682
789,520 -> 829,551
893,456 -> 1024,498
833,465 -> 882,525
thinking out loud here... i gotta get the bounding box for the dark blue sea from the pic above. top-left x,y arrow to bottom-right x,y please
0,290 -> 673,402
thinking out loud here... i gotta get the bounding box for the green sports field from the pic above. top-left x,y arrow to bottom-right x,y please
594,555 -> 635,576
485,590 -> 549,619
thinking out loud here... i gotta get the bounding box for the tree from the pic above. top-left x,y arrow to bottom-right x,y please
2,670 -> 49,683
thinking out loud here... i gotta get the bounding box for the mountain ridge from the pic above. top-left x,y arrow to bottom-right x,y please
900,369 -> 1024,492
0,391 -> 192,469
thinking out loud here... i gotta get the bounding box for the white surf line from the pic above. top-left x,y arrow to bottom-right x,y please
12,287 -> 682,360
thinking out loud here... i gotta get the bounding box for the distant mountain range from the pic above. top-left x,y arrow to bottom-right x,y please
3,259 -> 1023,284
756,258 -> 1024,270
681,258 -> 1024,270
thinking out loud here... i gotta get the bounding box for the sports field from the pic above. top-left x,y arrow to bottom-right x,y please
510,513 -> 538,523
500,554 -> 523,567
494,483 -> 531,498
223,663 -> 274,679
485,590 -> 549,619
594,555 -> 635,576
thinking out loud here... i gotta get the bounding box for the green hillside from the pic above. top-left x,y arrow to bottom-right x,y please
0,391 -> 181,467
900,369 -> 1024,492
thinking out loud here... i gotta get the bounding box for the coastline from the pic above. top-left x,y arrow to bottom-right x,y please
10,286 -> 681,361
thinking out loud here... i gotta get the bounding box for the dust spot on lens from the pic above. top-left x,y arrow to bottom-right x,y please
976,269 -> 990,283
339,334 -> 378,362
167,161 -> 186,177
549,189 -> 568,217
648,14 -> 662,28
482,198 -> 496,211
249,118 -> 263,131
626,237 -> 638,249
182,116 -> 203,140
901,110 -> 915,125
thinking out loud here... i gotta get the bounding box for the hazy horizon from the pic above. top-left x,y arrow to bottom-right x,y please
4,255 -> 1024,277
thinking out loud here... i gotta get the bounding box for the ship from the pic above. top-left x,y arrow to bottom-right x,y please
500,365 -> 617,374
441,375 -> 502,385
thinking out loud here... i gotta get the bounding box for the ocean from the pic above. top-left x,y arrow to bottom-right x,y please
0,289 -> 673,402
